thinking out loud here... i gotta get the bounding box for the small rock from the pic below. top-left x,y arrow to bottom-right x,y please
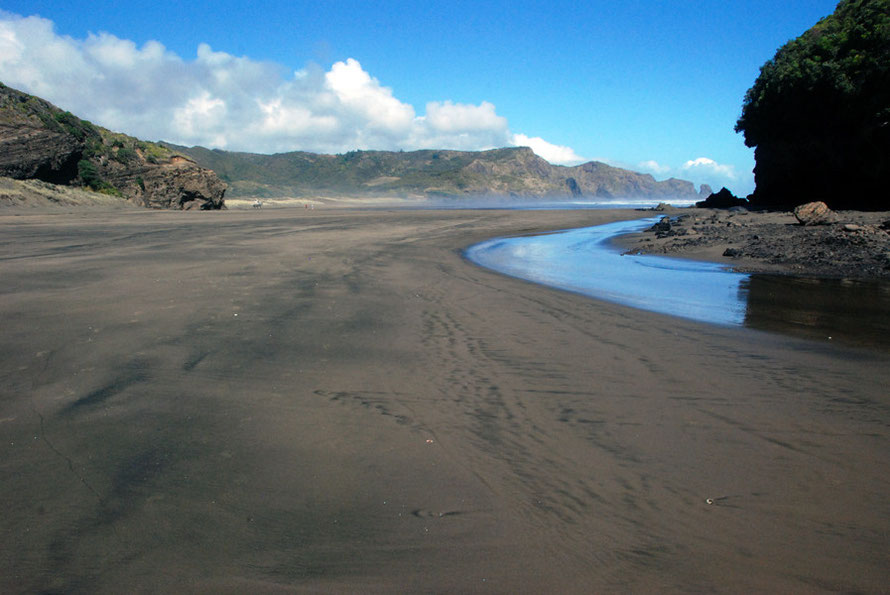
723,247 -> 742,257
793,201 -> 835,226
648,216 -> 672,234
843,223 -> 863,232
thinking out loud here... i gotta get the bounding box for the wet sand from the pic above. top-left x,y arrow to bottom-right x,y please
1,207 -> 888,593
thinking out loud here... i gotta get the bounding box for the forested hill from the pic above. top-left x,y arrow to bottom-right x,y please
163,143 -> 706,200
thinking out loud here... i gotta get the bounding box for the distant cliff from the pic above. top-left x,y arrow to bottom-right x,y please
165,144 -> 705,201
0,83 -> 225,210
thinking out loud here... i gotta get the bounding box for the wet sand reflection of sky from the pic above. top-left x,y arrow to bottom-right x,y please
466,218 -> 890,350
466,218 -> 749,327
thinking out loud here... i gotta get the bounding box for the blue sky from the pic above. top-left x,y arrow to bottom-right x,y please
0,1 -> 839,195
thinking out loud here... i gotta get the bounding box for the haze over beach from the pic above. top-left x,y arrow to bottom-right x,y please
0,0 -> 839,195
2,1 -> 889,593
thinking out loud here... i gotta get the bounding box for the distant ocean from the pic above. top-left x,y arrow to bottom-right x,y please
423,198 -> 698,210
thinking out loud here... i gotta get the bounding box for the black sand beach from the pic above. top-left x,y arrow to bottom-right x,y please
1,207 -> 888,592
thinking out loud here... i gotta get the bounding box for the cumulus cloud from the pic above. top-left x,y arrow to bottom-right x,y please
634,156 -> 745,193
680,157 -> 745,192
637,159 -> 671,175
510,134 -> 586,165
0,11 -> 584,164
681,157 -> 737,180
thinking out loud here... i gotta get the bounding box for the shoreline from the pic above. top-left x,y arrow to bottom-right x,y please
613,206 -> 890,280
2,207 -> 888,592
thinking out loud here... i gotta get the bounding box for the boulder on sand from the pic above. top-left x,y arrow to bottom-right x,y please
793,201 -> 835,226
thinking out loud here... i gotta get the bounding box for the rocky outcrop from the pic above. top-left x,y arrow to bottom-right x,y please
627,207 -> 890,279
565,177 -> 582,196
695,187 -> 748,209
648,216 -> 673,237
735,0 -> 889,210
0,84 -> 88,184
102,157 -> 227,210
0,82 -> 225,210
0,123 -> 84,183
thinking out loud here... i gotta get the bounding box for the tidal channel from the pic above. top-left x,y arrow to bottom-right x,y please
465,217 -> 890,351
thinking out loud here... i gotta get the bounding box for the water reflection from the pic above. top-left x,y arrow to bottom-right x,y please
743,275 -> 890,350
466,218 -> 749,327
466,218 -> 890,350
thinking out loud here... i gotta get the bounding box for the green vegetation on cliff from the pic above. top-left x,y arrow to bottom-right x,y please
1,81 -> 175,192
1,83 -> 226,209
735,0 -> 890,209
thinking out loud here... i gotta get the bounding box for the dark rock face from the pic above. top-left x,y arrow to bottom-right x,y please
0,82 -> 225,210
0,123 -> 84,183
111,158 -> 227,210
735,0 -> 890,210
695,187 -> 748,209
565,177 -> 582,196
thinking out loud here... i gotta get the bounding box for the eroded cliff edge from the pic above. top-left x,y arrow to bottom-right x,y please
0,82 -> 225,210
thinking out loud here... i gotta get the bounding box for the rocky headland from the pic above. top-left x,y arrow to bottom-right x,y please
734,0 -> 889,210
0,82 -> 225,210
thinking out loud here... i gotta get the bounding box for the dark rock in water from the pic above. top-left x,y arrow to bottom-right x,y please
695,187 -> 748,209
793,201 -> 835,226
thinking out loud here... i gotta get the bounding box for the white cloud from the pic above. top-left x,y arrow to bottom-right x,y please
634,156 -> 748,194
325,58 -> 415,136
0,11 -> 584,163
681,157 -> 737,180
425,100 -> 506,133
511,134 -> 586,165
637,159 -> 671,175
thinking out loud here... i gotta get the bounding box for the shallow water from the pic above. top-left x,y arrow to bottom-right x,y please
466,218 -> 890,349
466,218 -> 749,326
741,274 -> 890,350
